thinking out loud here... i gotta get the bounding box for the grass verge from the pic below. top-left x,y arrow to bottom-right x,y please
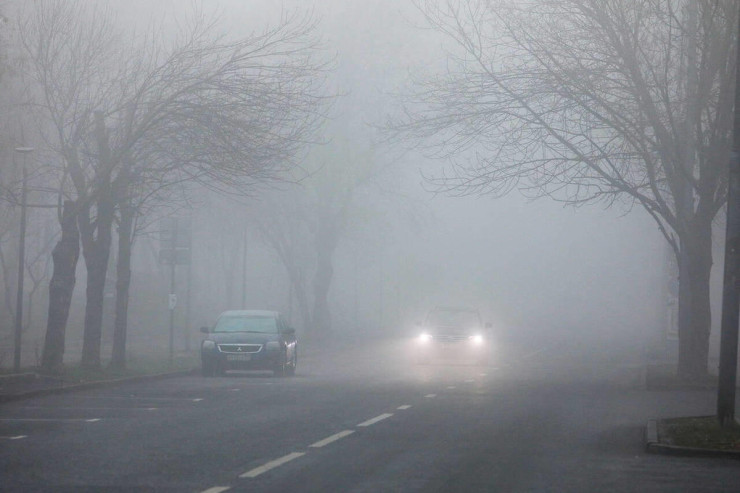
659,416 -> 740,451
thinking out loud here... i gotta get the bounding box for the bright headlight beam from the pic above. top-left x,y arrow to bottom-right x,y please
418,333 -> 432,343
470,334 -> 484,345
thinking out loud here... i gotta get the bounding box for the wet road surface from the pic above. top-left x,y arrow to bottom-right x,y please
1,338 -> 738,492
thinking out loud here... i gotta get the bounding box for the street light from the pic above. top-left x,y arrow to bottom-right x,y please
13,146 -> 33,373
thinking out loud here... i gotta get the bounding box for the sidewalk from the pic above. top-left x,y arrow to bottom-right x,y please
0,367 -> 195,403
0,336 -> 350,403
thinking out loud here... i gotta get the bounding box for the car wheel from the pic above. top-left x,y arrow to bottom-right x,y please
273,351 -> 288,377
286,349 -> 297,376
202,360 -> 215,377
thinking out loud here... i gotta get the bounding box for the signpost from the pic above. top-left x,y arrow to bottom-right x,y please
159,217 -> 191,365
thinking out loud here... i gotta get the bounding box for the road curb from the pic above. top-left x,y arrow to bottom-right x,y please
0,369 -> 197,404
0,372 -> 38,384
645,418 -> 740,459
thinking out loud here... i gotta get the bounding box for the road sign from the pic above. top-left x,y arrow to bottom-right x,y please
158,247 -> 191,265
160,217 -> 191,249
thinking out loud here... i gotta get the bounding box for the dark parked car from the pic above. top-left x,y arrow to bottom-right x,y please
200,310 -> 297,377
414,306 -> 492,365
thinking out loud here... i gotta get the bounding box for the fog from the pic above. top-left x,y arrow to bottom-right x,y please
122,1 -> 666,355
4,3 -> 740,491
1,0 -> 711,369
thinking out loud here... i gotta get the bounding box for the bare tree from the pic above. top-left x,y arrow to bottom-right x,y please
393,0 -> 737,380
19,0 -> 331,371
253,138 -> 385,338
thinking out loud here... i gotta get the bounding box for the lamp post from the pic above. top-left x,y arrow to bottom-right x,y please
13,146 -> 33,373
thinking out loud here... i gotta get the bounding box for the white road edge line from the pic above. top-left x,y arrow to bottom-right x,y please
357,413 -> 394,427
397,405 -> 412,410
309,430 -> 354,448
424,394 -> 437,398
0,418 -> 101,423
17,406 -> 158,411
240,452 -> 305,478
200,487 -> 231,493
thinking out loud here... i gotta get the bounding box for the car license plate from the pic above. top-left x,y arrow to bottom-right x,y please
227,354 -> 251,361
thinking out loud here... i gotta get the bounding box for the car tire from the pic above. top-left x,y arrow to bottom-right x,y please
286,349 -> 297,376
202,360 -> 215,377
273,351 -> 287,377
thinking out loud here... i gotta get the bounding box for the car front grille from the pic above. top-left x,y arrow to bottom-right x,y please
434,334 -> 469,343
218,344 -> 262,353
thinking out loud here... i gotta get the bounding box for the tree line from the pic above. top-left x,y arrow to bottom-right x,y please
0,0 -> 332,372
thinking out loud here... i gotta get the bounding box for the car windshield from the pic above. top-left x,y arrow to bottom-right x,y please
426,309 -> 480,328
213,315 -> 278,333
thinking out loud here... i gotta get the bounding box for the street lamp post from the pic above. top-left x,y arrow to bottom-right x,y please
13,146 -> 33,373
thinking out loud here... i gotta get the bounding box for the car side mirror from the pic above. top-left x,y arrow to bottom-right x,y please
282,327 -> 296,335
200,326 -> 210,334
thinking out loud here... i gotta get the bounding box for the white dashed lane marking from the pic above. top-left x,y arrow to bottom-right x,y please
309,430 -> 354,448
0,435 -> 27,440
200,487 -> 231,493
424,394 -> 437,398
447,386 -> 456,389
240,452 -> 305,478
397,405 -> 412,410
357,413 -> 394,427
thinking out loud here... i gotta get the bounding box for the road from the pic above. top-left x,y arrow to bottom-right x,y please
1,338 -> 739,492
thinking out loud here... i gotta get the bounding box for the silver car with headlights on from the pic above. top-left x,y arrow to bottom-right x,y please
415,306 -> 492,365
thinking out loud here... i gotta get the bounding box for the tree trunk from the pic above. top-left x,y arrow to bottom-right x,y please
41,200 -> 79,374
79,198 -> 115,369
110,202 -> 133,370
311,227 -> 337,339
80,111 -> 116,370
292,270 -> 311,334
677,220 -> 713,381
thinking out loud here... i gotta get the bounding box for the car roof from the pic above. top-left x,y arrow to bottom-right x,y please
218,310 -> 280,318
432,306 -> 479,313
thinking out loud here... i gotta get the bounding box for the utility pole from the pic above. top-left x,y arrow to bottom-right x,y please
717,7 -> 740,428
168,219 -> 178,365
13,147 -> 33,373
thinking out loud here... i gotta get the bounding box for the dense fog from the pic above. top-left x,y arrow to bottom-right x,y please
1,0 -> 726,370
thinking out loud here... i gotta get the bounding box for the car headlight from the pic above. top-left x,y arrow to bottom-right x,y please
470,334 -> 484,345
265,341 -> 281,351
418,333 -> 432,343
202,340 -> 216,350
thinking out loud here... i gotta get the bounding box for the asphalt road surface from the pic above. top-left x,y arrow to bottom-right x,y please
1,339 -> 739,492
